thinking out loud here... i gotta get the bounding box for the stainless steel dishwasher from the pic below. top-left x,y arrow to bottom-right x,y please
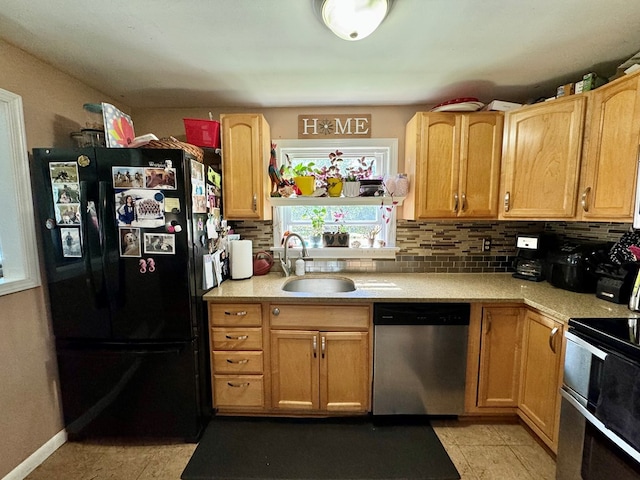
372,303 -> 470,416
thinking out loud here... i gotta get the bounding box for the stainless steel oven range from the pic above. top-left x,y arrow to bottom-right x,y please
557,317 -> 640,480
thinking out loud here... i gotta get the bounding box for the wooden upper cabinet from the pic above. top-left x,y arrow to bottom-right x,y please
500,95 -> 586,219
220,113 -> 272,220
459,114 -> 504,218
402,112 -> 503,220
579,71 -> 640,221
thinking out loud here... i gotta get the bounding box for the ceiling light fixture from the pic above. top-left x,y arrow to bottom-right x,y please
317,0 -> 392,41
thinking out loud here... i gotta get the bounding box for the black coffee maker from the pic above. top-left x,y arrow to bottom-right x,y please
512,233 -> 555,282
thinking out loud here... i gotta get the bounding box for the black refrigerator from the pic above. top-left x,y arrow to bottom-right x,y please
31,147 -> 220,441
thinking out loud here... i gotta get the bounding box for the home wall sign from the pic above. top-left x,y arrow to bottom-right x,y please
298,114 -> 371,139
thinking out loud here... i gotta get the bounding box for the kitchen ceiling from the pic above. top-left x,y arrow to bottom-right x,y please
2,0 -> 640,109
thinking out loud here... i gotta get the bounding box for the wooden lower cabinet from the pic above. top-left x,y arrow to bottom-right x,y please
477,306 -> 523,408
466,304 -> 522,414
270,329 -> 369,412
269,303 -> 371,414
209,303 -> 266,412
518,309 -> 564,452
466,304 -> 565,452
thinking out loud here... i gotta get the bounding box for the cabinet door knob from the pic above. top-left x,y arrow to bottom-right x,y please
581,187 -> 591,212
504,191 -> 511,212
272,307 -> 280,316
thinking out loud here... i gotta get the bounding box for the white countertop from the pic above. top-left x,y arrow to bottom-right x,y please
203,272 -> 639,323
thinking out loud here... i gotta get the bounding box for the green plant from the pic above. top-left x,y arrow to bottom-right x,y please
303,206 -> 327,235
284,154 -> 316,177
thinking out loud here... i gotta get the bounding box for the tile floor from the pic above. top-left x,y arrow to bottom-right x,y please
24,419 -> 555,480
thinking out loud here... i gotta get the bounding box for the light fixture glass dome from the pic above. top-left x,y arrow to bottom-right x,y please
321,0 -> 389,41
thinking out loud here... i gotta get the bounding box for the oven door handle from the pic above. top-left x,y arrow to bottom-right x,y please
565,330 -> 607,360
560,388 -> 640,464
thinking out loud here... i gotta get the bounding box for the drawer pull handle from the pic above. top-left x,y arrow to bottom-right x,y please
504,191 -> 511,212
321,336 -> 326,358
453,192 -> 459,213
313,336 -> 317,358
225,334 -> 248,340
227,382 -> 250,388
224,310 -> 247,316
226,358 -> 249,364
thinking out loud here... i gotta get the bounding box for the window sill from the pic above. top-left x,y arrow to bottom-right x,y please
271,246 -> 399,260
269,196 -> 404,207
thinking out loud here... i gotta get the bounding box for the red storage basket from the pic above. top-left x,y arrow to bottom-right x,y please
183,118 -> 220,148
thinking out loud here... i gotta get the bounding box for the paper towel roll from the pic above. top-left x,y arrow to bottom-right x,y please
230,240 -> 253,280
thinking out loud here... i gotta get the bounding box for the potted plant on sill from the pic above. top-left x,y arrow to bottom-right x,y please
323,209 -> 349,247
284,154 -> 316,196
302,206 -> 327,248
344,156 -> 374,197
315,150 -> 343,197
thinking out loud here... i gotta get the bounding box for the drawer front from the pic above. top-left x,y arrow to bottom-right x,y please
210,303 -> 262,327
270,304 -> 370,330
212,351 -> 264,374
214,375 -> 264,408
211,327 -> 263,350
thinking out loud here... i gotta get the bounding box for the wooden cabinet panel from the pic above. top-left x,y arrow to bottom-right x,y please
209,302 -> 266,412
321,331 -> 369,412
518,310 -> 563,451
477,307 -> 522,408
269,303 -> 371,414
459,114 -> 503,218
209,303 -> 262,326
220,113 -> 271,220
211,327 -> 263,350
213,375 -> 264,408
579,71 -> 640,220
417,114 -> 460,218
212,351 -> 264,374
402,112 -> 502,220
500,95 -> 586,219
270,330 -> 319,411
270,304 -> 370,330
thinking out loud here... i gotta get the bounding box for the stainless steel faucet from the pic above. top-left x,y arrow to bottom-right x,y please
281,232 -> 309,277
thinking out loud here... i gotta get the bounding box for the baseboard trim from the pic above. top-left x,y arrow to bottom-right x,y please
3,429 -> 67,480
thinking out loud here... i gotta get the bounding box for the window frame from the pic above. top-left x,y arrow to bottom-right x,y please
0,88 -> 41,296
273,138 -> 399,259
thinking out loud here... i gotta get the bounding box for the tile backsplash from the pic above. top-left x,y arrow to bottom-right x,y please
229,219 -> 631,274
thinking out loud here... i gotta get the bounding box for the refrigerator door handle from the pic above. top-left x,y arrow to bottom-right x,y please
80,180 -> 102,301
99,180 -> 119,300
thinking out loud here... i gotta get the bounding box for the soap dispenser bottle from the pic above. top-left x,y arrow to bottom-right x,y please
295,254 -> 305,276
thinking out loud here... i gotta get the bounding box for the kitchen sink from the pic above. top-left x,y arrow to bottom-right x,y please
282,276 -> 356,293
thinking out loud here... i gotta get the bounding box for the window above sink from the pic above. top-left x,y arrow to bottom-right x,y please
272,138 -> 400,258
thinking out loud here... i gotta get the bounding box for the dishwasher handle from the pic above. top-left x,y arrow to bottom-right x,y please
373,303 -> 470,326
